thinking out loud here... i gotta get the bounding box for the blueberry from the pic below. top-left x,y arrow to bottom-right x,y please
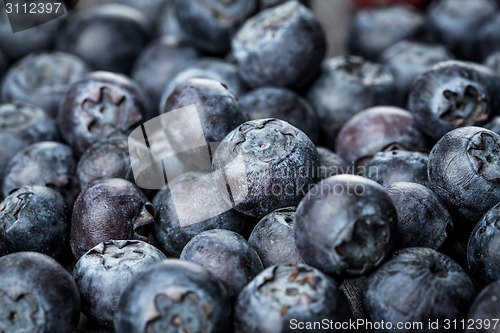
180,229 -> 263,299
0,185 -> 70,260
114,0 -> 169,28
0,231 -> 13,257
407,60 -> 499,141
175,0 -> 257,55
335,106 -> 428,167
484,50 -> 500,76
1,51 -> 90,118
0,252 -> 80,332
2,141 -> 79,204
347,5 -> 425,62
114,259 -> 231,333
365,247 -> 475,333
306,56 -> 399,147
70,178 -> 155,258
73,240 -> 166,327
367,150 -> 430,188
231,1 -> 326,89
159,57 -> 249,109
467,202 -> 500,286
386,182 -> 453,249
316,146 -> 351,180
152,172 -> 244,257
259,0 -> 309,10
234,264 -> 352,333
248,207 -> 304,268
239,86 -> 320,144
295,174 -> 396,277
131,36 -> 199,109
466,279 -> 500,333
56,4 -> 152,74
379,41 -> 454,102
0,103 -> 58,188
58,71 -> 147,156
213,118 -> 319,218
428,126 -> 500,222
76,133 -> 133,190
426,0 -> 497,61
478,13 -> 500,61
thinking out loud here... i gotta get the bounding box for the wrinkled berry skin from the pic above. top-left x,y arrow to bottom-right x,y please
0,252 -> 80,332
70,178 -> 155,259
114,259 -> 231,333
466,279 -> 500,333
175,0 -> 256,55
162,78 -> 245,145
379,41 -> 454,101
347,5 -> 425,61
76,133 -> 133,190
367,150 -> 430,188
2,141 -> 78,204
58,71 -> 147,156
152,173 -> 244,257
1,52 -> 90,118
56,4 -> 152,74
467,203 -> 500,286
159,58 -> 249,109
0,103 -> 58,187
365,247 -> 475,333
387,182 -> 453,250
0,186 -> 70,260
240,87 -> 320,143
213,118 -> 319,218
307,57 -> 398,148
248,207 -> 304,268
234,264 -> 352,333
316,146 -> 351,180
428,127 -> 500,223
426,0 -> 497,61
335,106 -> 428,165
295,175 -> 396,277
231,1 -> 326,89
408,61 -> 499,141
73,240 -> 166,327
180,229 -> 263,298
132,36 -> 199,109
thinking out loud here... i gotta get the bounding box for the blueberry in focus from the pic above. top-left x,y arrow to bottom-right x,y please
1,51 -> 90,118
70,178 -> 155,259
58,71 -> 147,156
0,252 -> 80,332
367,149 -> 430,188
467,202 -> 500,286
2,141 -> 79,204
248,207 -> 304,268
0,102 -> 58,189
0,232 -> 13,257
428,126 -> 500,223
213,118 -> 319,218
407,60 -> 499,141
466,279 -> 500,333
386,182 -> 453,250
114,259 -> 231,333
347,4 -> 425,62
295,174 -> 396,277
56,3 -> 152,74
365,247 -> 475,333
239,86 -> 320,144
306,56 -> 399,148
152,172 -> 244,257
73,240 -> 166,327
180,229 -> 263,299
231,1 -> 326,89
0,186 -> 70,260
234,264 -> 352,333
335,106 -> 428,166
175,0 -> 256,55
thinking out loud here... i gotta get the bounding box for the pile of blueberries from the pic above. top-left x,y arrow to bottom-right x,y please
1,0 -> 500,332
